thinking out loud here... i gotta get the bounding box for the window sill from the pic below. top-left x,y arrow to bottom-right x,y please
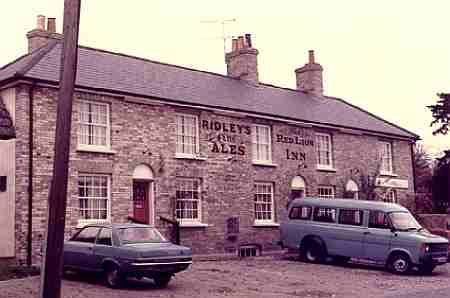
252,161 -> 278,167
77,146 -> 116,154
316,166 -> 336,172
175,154 -> 207,161
253,222 -> 280,228
178,222 -> 209,228
379,172 -> 398,177
76,220 -> 110,228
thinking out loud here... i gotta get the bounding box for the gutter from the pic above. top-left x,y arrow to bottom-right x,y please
27,83 -> 35,267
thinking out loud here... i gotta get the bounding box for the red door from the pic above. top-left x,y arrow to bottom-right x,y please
133,181 -> 149,224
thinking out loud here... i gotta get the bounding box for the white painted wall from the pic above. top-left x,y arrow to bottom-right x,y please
0,88 -> 16,257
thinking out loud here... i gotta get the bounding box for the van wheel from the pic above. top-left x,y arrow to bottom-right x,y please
301,241 -> 325,263
387,252 -> 411,274
153,274 -> 171,288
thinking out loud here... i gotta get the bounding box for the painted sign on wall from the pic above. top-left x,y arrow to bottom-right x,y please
202,120 -> 247,155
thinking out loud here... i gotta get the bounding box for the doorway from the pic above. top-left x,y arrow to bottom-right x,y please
132,164 -> 154,225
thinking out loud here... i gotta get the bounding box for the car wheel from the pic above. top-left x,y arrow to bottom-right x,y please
301,241 -> 325,263
418,264 -> 436,275
387,253 -> 411,274
104,264 -> 124,288
153,274 -> 172,288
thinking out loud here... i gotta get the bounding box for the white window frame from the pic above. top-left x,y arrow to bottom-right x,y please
175,114 -> 199,158
254,182 -> 275,224
175,178 -> 202,224
315,133 -> 334,170
77,100 -> 111,152
383,189 -> 397,203
318,186 -> 335,198
379,141 -> 394,175
252,124 -> 272,164
77,174 -> 111,226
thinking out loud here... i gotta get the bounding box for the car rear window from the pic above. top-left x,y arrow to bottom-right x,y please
72,227 -> 100,243
118,227 -> 167,244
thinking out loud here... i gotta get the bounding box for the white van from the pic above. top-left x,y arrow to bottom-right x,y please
279,197 -> 449,274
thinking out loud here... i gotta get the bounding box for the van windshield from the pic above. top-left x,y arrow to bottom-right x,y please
388,212 -> 422,231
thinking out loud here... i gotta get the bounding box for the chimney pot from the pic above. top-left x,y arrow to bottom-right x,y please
36,15 -> 46,30
47,18 -> 56,33
245,34 -> 252,48
232,38 -> 238,52
308,50 -> 315,64
237,36 -> 244,49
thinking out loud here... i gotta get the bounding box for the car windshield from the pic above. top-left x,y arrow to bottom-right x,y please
117,227 -> 167,244
388,212 -> 422,231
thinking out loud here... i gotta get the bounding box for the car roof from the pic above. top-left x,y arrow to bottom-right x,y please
82,223 -> 155,229
291,197 -> 409,212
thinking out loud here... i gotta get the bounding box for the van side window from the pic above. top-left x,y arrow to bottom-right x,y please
289,206 -> 312,220
369,211 -> 390,229
313,207 -> 336,223
338,209 -> 363,226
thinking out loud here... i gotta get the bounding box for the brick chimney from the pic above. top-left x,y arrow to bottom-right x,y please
26,15 -> 62,53
295,50 -> 324,96
225,34 -> 259,84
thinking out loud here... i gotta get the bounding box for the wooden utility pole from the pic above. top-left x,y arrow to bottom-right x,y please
39,1 -> 81,298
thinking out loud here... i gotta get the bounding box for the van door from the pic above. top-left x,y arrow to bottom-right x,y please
363,210 -> 393,262
333,209 -> 365,258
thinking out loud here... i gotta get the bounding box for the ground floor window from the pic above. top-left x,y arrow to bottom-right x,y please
254,182 -> 275,223
383,189 -> 397,203
318,186 -> 335,198
175,178 -> 201,222
78,174 -> 110,223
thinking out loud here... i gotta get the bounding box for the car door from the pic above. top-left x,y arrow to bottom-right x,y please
92,227 -> 115,271
363,210 -> 393,262
64,226 -> 101,270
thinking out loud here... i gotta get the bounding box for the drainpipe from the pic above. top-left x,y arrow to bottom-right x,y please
27,83 -> 35,267
410,141 -> 417,194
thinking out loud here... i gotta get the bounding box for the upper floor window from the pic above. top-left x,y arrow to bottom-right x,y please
78,174 -> 110,225
175,178 -> 201,223
78,101 -> 110,150
379,141 -> 393,175
252,125 -> 272,163
254,182 -> 275,223
176,114 -> 199,157
316,133 -> 333,169
318,186 -> 335,198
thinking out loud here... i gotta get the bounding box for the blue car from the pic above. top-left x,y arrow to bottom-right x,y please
63,223 -> 192,288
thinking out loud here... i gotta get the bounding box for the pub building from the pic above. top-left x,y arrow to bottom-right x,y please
0,16 -> 418,264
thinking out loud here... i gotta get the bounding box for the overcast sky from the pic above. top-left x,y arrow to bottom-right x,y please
1,0 -> 449,156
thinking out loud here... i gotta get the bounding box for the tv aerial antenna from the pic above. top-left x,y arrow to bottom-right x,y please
200,18 -> 236,55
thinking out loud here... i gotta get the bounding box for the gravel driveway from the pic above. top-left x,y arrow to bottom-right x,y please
0,255 -> 449,298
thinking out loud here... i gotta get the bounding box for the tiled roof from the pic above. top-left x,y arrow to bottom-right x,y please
0,41 -> 418,140
0,96 -> 15,140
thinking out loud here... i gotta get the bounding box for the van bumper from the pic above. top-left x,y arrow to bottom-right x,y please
419,253 -> 448,266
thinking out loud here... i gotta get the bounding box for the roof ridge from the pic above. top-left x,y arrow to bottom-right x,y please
77,43 -> 242,81
15,40 -> 59,77
325,95 -> 420,139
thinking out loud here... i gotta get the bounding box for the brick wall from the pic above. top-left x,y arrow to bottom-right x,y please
13,86 -> 415,263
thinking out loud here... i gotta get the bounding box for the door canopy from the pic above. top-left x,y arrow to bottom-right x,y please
133,164 -> 154,180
